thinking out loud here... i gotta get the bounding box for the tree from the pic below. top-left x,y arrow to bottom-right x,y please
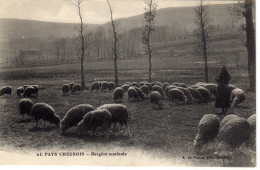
142,0 -> 157,82
107,0 -> 119,87
229,0 -> 255,91
194,0 -> 210,83
71,0 -> 86,90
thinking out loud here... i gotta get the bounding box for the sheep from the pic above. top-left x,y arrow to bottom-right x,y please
62,84 -> 70,96
125,82 -> 132,86
113,87 -> 124,102
31,85 -> 39,97
144,82 -> 152,90
231,88 -> 245,107
150,91 -> 164,109
172,82 -> 180,86
176,87 -> 194,103
133,87 -> 145,101
97,104 -> 130,135
152,85 -> 164,99
108,82 -> 115,91
155,81 -> 163,87
168,88 -> 188,104
91,82 -> 101,91
196,87 -> 211,103
131,82 -> 138,87
247,114 -> 256,149
30,102 -> 60,128
187,87 -> 203,103
193,114 -> 220,152
121,84 -> 130,92
138,81 -> 145,87
127,87 -> 139,102
19,98 -> 33,120
162,82 -> 170,90
23,85 -> 30,90
204,83 -> 217,98
165,85 -> 177,96
69,82 -> 75,91
71,83 -> 81,94
60,104 -> 94,134
195,82 -> 206,86
228,84 -> 237,91
0,86 -> 12,97
140,85 -> 150,96
101,81 -> 110,92
16,86 -> 24,98
220,114 -> 240,129
178,83 -> 188,88
217,116 -> 250,150
77,109 -> 112,137
151,82 -> 156,87
23,86 -> 35,98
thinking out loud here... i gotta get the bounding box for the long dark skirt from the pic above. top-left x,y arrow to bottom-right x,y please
215,85 -> 231,109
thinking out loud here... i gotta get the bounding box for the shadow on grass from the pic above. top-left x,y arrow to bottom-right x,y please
15,119 -> 32,123
28,126 -> 56,132
236,105 -> 250,109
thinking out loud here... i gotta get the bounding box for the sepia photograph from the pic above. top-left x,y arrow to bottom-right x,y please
0,0 -> 256,167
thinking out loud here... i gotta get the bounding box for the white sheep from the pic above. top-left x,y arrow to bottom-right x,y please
168,88 -> 188,104
113,87 -> 124,102
150,91 -> 164,109
231,88 -> 245,107
152,85 -> 164,99
127,87 -> 139,102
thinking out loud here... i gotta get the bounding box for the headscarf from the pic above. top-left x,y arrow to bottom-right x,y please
218,65 -> 230,84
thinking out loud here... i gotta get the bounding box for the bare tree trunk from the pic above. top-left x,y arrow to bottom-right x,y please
244,0 -> 255,91
148,43 -> 152,82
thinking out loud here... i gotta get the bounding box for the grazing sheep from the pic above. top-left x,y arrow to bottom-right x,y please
23,86 -> 35,98
0,86 -> 12,97
176,87 -> 194,103
217,116 -> 250,150
196,87 -> 211,103
121,84 -> 130,92
16,86 -> 24,98
190,85 -> 203,89
172,82 -> 180,86
91,82 -> 101,91
219,114 -> 240,129
108,82 -> 115,91
168,88 -> 188,104
231,88 -> 245,107
71,83 -> 81,94
62,84 -> 70,96
204,83 -> 217,98
144,82 -> 152,90
152,85 -> 164,99
138,81 -> 145,87
194,114 -> 220,151
133,87 -> 145,101
77,109 -> 112,136
228,84 -> 237,91
195,82 -> 206,86
140,85 -> 150,96
178,83 -> 188,88
31,85 -> 39,97
187,88 -> 203,103
69,82 -> 75,91
247,114 -> 256,149
60,104 -> 94,133
131,82 -> 138,87
155,81 -> 163,87
125,82 -> 132,86
31,102 -> 60,128
101,81 -> 110,92
113,87 -> 124,102
150,91 -> 164,109
19,98 -> 33,120
127,87 -> 139,102
163,82 -> 170,90
97,104 -> 130,135
165,85 -> 177,96
23,85 -> 30,90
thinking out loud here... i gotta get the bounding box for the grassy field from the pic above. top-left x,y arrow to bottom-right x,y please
0,64 -> 256,166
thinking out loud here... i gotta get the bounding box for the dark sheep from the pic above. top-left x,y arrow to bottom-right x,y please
108,82 -> 116,91
19,98 -> 33,120
62,84 -> 70,96
121,84 -> 131,92
17,86 -> 24,98
69,82 -> 75,91
140,85 -> 150,96
23,86 -> 35,98
152,85 -> 164,99
77,109 -> 112,137
60,104 -> 94,134
101,81 -> 110,92
91,82 -> 101,91
97,104 -> 130,135
30,102 -> 60,128
127,87 -> 139,102
31,85 -> 39,97
134,86 -> 145,101
71,83 -> 81,94
0,86 -> 12,97
113,87 -> 124,102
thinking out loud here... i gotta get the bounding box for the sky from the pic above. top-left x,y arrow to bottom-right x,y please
0,0 -> 237,24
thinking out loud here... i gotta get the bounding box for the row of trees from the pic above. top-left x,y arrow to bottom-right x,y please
72,0 -> 255,91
